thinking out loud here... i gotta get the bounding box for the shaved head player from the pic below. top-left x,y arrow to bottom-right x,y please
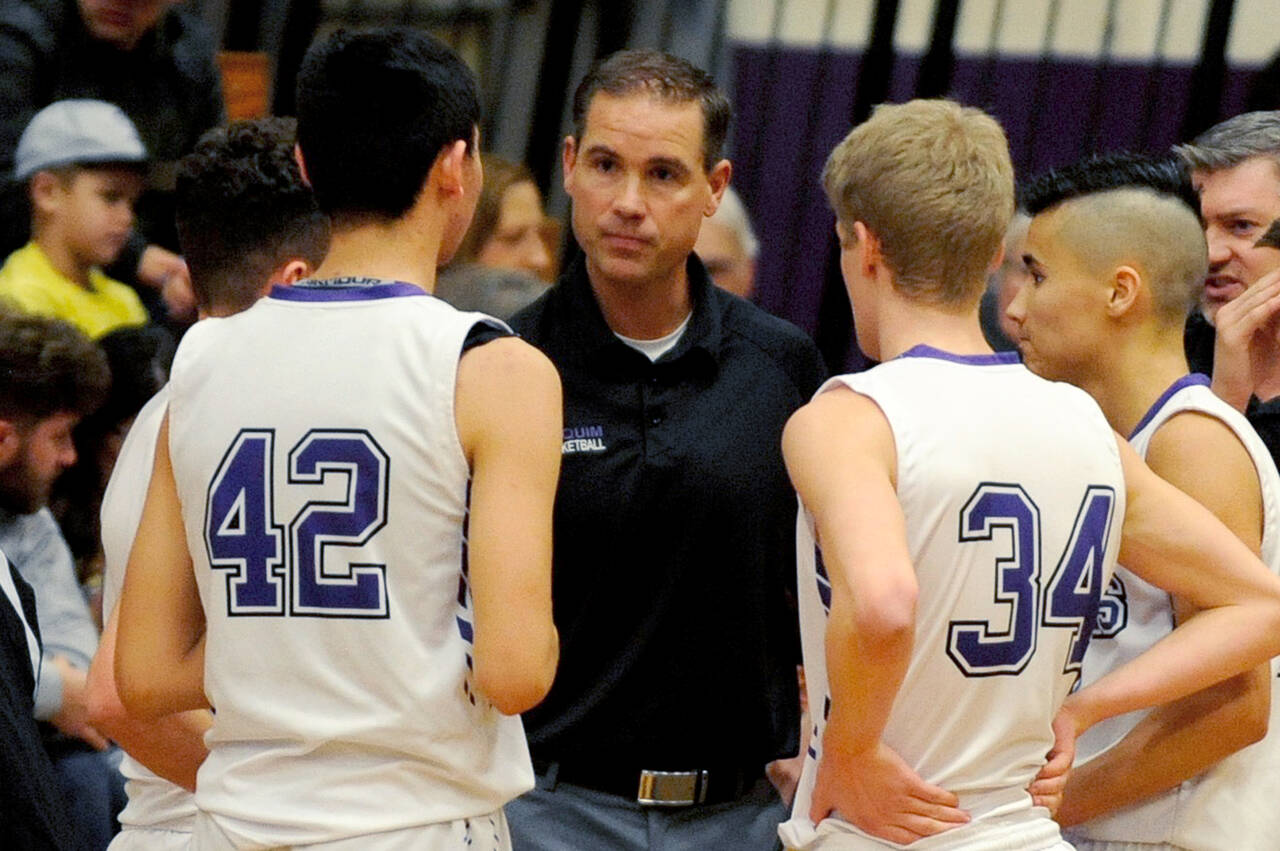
1011,153 -> 1280,851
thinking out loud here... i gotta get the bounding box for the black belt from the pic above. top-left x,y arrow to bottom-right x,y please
533,758 -> 762,807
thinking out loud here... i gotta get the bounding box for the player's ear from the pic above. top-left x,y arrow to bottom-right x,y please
0,420 -> 21,466
293,145 -> 312,188
271,259 -> 313,287
435,140 -> 469,198
1107,265 -> 1141,318
852,221 -> 882,277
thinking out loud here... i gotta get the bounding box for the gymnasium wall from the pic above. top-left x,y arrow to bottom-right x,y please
724,0 -> 1280,354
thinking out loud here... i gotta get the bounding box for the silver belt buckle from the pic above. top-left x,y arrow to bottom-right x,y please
636,769 -> 709,807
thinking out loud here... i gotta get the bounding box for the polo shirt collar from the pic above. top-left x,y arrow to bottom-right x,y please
556,251 -> 723,371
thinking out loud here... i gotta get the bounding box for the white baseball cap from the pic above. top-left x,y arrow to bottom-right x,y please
14,99 -> 148,180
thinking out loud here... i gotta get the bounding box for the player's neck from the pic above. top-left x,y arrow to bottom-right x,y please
586,259 -> 693,339
872,298 -> 993,362
311,217 -> 442,293
1085,333 -> 1189,437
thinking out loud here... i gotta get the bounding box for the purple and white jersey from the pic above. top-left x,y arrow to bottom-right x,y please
166,280 -> 532,847
100,385 -> 199,836
780,346 -> 1125,850
1070,374 -> 1280,850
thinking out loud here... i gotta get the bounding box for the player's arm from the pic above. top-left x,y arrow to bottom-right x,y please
1057,434 -> 1280,741
455,336 -> 561,715
1054,414 -> 1270,826
782,388 -> 968,845
115,413 -> 209,719
86,603 -> 211,791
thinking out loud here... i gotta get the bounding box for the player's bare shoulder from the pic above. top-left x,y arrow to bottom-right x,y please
783,385 -> 896,489
455,334 -> 562,459
1146,410 -> 1264,551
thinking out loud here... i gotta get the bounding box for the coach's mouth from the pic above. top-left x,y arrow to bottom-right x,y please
1204,275 -> 1244,304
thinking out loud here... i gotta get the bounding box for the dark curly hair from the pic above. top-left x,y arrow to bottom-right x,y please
176,118 -> 330,313
0,311 -> 109,424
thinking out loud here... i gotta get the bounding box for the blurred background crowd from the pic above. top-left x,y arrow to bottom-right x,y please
4,0 -> 1280,847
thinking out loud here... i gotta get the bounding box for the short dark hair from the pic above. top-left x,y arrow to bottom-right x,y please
296,26 -> 480,222
572,49 -> 731,171
176,118 -> 330,313
1019,151 -> 1198,217
0,313 -> 110,423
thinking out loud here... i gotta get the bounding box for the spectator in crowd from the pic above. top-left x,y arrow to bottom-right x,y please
507,48 -> 826,849
436,154 -> 552,319
1176,111 -> 1280,468
0,0 -> 225,323
85,116 -> 329,851
0,100 -> 150,339
49,324 -> 172,608
693,184 -> 758,299
452,154 -> 555,280
1011,151 -> 1280,851
0,311 -> 118,849
1,548 -> 72,850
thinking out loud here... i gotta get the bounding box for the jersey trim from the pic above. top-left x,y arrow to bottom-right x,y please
1127,373 -> 1211,439
270,282 -> 428,302
897,344 -> 1021,367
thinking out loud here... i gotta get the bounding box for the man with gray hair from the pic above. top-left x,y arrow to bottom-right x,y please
1176,111 -> 1280,466
694,185 -> 759,299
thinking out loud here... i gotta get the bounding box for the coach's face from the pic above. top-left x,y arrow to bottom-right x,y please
1195,156 -> 1280,323
563,93 -> 729,291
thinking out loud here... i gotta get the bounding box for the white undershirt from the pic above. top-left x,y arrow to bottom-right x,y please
614,313 -> 692,362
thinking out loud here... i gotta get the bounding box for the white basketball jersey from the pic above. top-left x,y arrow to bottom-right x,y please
166,282 -> 533,847
1070,374 -> 1280,850
99,384 -> 198,834
780,346 -> 1126,851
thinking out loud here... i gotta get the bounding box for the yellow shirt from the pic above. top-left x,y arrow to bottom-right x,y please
0,242 -> 148,338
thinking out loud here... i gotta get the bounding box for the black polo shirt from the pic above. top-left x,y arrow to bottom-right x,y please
510,253 -> 826,771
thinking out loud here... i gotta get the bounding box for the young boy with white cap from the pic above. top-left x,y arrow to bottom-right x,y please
0,99 -> 150,338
